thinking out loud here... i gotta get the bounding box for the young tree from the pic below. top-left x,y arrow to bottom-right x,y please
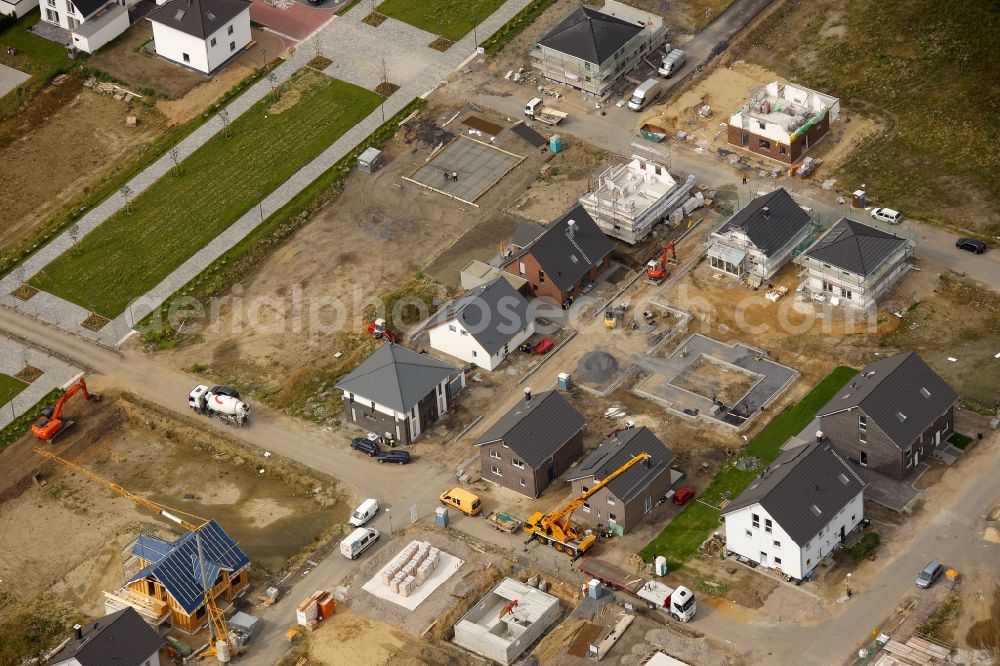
120,185 -> 134,214
219,109 -> 232,139
169,147 -> 181,177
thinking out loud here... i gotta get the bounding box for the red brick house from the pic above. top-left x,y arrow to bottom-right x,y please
502,205 -> 613,306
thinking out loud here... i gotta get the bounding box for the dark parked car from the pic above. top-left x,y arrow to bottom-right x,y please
916,560 -> 944,588
350,436 -> 381,456
956,238 -> 986,254
375,450 -> 411,465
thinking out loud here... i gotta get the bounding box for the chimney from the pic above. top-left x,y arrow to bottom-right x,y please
74,625 -> 83,640
567,220 -> 576,239
815,430 -> 824,444
761,206 -> 770,219
524,387 -> 532,404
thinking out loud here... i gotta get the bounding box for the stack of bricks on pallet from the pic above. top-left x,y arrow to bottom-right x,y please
379,540 -> 442,596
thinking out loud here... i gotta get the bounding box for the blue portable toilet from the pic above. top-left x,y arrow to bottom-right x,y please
435,506 -> 449,527
549,134 -> 564,153
557,372 -> 572,390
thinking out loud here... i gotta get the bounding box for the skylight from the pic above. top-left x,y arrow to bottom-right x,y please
809,505 -> 822,517
206,10 -> 216,20
174,8 -> 185,19
569,254 -> 579,264
838,473 -> 850,485
895,412 -> 907,422
920,387 -> 931,399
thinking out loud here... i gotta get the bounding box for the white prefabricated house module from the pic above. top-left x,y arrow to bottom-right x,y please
578,156 -> 697,244
453,578 -> 561,665
728,81 -> 840,164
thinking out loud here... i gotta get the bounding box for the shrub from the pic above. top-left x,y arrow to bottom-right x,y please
849,532 -> 880,563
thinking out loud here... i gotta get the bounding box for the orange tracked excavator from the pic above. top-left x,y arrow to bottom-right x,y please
645,241 -> 677,283
31,377 -> 102,441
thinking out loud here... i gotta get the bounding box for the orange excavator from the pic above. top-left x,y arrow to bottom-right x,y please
31,377 -> 102,441
645,241 -> 677,284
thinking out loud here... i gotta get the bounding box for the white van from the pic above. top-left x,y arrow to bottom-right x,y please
340,527 -> 379,560
870,207 -> 902,224
349,498 -> 379,527
628,79 -> 663,111
658,49 -> 686,78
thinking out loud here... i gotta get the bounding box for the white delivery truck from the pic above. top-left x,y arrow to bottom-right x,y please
658,49 -> 686,78
627,79 -> 663,111
340,527 -> 379,559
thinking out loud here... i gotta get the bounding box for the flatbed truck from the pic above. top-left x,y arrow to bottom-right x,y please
577,557 -> 697,622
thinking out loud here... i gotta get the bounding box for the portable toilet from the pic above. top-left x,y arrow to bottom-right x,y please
358,147 -> 384,174
587,579 -> 603,599
851,189 -> 866,208
435,506 -> 449,527
655,556 -> 668,577
557,372 -> 572,390
549,134 -> 564,153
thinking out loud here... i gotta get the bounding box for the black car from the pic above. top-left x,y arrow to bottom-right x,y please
350,436 -> 381,456
375,450 -> 411,465
956,237 -> 986,254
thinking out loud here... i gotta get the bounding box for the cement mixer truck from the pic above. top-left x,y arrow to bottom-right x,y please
189,385 -> 250,426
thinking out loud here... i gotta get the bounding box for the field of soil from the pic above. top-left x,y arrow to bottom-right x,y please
0,393 -> 343,619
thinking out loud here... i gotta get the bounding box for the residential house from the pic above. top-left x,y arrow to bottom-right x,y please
147,0 -> 250,74
578,155 -> 696,244
502,204 -> 614,306
796,217 -> 913,309
39,0 -> 130,53
530,0 -> 665,96
0,0 -> 38,19
707,188 -> 814,282
566,426 -> 680,534
475,389 -> 585,498
104,520 -> 251,633
721,441 -> 865,581
336,343 -> 464,444
49,608 -> 165,666
426,278 -> 534,371
728,81 -> 840,163
817,352 -> 958,480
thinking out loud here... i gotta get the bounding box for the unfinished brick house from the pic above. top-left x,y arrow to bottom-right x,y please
502,205 -> 613,307
728,81 -> 840,164
104,520 -> 251,633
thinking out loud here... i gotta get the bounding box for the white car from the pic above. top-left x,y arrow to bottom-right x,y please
870,207 -> 902,224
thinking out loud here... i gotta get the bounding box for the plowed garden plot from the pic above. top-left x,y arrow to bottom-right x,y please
30,69 -> 380,317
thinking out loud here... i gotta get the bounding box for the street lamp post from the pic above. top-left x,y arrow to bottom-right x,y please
261,48 -> 267,71
472,15 -> 478,49
386,508 -> 392,536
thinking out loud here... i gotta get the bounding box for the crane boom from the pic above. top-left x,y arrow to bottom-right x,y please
540,452 -> 651,530
33,448 -> 231,654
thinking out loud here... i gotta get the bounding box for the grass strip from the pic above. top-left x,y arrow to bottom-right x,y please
480,0 -> 558,56
376,0 -> 505,41
640,365 -> 857,567
0,387 -> 62,453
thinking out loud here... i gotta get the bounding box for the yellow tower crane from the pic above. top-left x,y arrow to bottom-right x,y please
33,447 -> 233,658
523,452 -> 651,558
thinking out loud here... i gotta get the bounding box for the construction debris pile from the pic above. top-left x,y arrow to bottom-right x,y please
378,540 -> 442,598
296,590 -> 337,630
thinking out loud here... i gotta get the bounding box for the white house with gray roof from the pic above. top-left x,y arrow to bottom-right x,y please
796,217 -> 913,309
147,0 -> 250,74
721,441 -> 865,581
336,343 -> 463,444
707,188 -> 815,282
566,426 -> 681,534
427,278 -> 534,371
38,0 -> 130,54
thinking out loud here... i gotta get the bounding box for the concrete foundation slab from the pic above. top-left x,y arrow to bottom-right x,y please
405,136 -> 523,206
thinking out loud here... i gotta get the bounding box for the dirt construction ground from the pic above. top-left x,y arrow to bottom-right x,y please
0,88 -> 167,251
0,393 -> 343,621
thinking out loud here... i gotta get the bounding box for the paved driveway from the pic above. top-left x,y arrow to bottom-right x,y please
249,0 -> 334,42
0,63 -> 30,99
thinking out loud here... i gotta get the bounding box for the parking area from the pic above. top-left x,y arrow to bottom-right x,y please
406,136 -> 524,206
249,0 -> 334,42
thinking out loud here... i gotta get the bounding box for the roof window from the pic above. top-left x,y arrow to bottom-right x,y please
920,387 -> 931,399
838,473 -> 849,485
895,412 -> 907,422
206,10 -> 216,20
174,8 -> 184,19
809,505 -> 822,517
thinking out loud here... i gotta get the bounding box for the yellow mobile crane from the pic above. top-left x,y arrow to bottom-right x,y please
33,447 -> 234,659
523,452 -> 651,558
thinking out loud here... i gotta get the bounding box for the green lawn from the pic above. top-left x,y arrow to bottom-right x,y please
0,9 -> 74,79
641,365 -> 857,567
31,69 -> 380,317
0,373 -> 29,402
376,0 -> 505,41
947,432 -> 973,450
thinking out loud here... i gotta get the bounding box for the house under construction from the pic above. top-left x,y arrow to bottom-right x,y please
579,156 -> 696,244
104,520 -> 251,634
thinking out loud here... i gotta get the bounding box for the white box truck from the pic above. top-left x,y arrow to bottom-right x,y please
658,49 -> 686,78
627,79 -> 663,111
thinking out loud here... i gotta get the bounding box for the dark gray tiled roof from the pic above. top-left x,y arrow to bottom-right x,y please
475,390 -> 585,468
537,6 -> 644,65
70,0 -> 111,18
805,218 -> 907,276
566,427 -> 676,504
49,608 -> 165,666
818,352 -> 958,448
510,204 -> 613,292
717,188 -> 811,255
511,221 -> 545,249
337,343 -> 459,413
148,0 -> 250,38
428,278 -> 532,356
722,442 -> 865,546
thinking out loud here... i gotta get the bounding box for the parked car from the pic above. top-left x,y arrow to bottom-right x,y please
350,436 -> 381,456
375,450 -> 411,465
955,237 -> 987,254
916,560 -> 944,588
672,487 -> 696,506
870,207 -> 902,224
